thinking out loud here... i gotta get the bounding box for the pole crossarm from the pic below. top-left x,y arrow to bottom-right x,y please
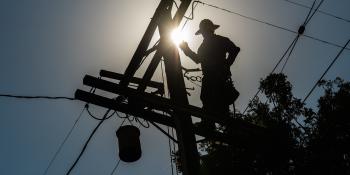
75,89 -> 175,127
83,75 -> 264,133
100,70 -> 164,93
76,74 -> 271,146
75,88 -> 271,148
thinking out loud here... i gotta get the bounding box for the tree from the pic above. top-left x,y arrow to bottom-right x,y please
197,73 -> 315,174
305,78 -> 350,174
175,73 -> 350,174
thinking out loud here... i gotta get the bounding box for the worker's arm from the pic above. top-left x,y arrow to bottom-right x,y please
225,39 -> 240,66
179,42 -> 200,64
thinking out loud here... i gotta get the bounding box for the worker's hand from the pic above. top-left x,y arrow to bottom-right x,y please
179,41 -> 190,52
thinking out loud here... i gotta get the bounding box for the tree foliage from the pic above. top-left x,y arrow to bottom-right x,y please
198,73 -> 350,175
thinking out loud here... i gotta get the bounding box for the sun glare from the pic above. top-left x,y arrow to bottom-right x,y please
171,28 -> 188,47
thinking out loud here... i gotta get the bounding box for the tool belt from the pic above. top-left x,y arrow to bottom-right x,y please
224,78 -> 240,105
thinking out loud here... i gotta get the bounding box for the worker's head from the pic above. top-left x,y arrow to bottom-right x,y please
195,19 -> 219,38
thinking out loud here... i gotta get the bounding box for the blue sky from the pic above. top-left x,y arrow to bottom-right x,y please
1,0 -> 349,174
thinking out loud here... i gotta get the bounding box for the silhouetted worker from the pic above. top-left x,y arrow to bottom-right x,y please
179,19 -> 240,129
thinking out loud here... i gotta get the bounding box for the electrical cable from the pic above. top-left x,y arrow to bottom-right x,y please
167,126 -> 175,175
183,1 -> 200,22
282,0 -> 350,23
65,109 -> 111,175
304,0 -> 324,26
302,0 -> 317,26
280,0 -> 322,72
0,94 -> 75,100
303,34 -> 349,50
86,104 -> 116,121
280,34 -> 300,72
137,39 -> 160,70
127,115 -> 135,125
135,117 -> 151,128
176,0 -> 203,90
242,0 -> 325,114
302,39 -> 350,103
242,34 -> 300,114
116,111 -> 129,119
171,127 -> 179,175
196,1 -> 295,33
195,1 -> 350,50
42,106 -> 86,175
172,0 -> 199,21
109,159 -> 121,175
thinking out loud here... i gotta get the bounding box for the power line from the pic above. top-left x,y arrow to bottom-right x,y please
196,1 -> 350,51
241,0 -> 324,114
242,34 -> 300,114
0,94 -> 75,101
42,105 -> 86,175
303,0 -> 324,26
181,0 -> 200,29
302,39 -> 350,103
65,109 -> 111,175
302,34 -> 350,50
280,0 -> 324,72
167,127 -> 175,175
282,0 -> 350,23
197,1 -> 295,33
301,0 -> 317,26
109,159 -> 121,175
86,104 -> 116,121
280,35 -> 300,72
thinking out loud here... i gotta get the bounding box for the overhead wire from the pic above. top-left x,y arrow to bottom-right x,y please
0,94 -> 75,101
135,117 -> 151,128
0,93 -> 96,175
6,1 -> 347,174
280,36 -> 300,72
195,0 -> 350,51
241,0 -> 325,114
172,0 -> 200,21
196,1 -> 296,33
86,104 -> 116,121
41,87 -> 97,175
242,34 -> 300,114
42,106 -> 86,175
302,39 -> 350,103
282,0 -> 350,23
304,0 -> 324,26
65,109 -> 112,175
280,0 -> 325,72
302,0 -> 317,26
109,159 -> 122,175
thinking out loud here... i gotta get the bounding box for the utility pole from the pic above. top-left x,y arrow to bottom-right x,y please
78,1 -> 200,175
75,0 -> 268,174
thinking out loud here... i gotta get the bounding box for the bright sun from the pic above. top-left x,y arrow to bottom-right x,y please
171,28 -> 188,47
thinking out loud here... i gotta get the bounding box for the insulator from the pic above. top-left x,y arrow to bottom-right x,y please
116,125 -> 142,162
298,25 -> 305,35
